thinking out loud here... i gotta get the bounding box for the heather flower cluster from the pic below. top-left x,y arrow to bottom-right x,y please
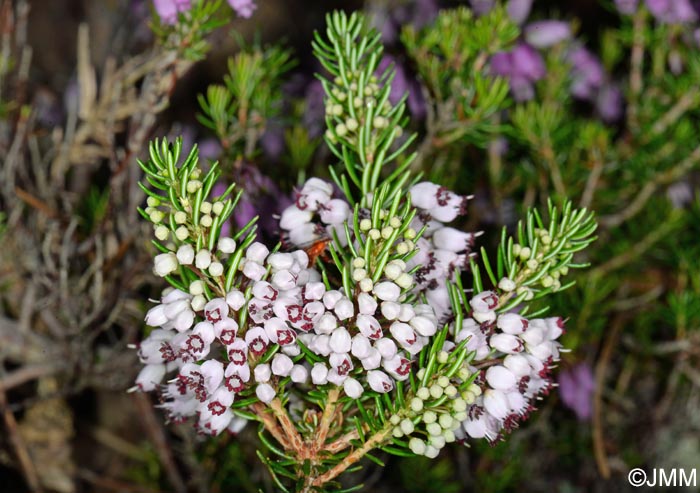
154,0 -> 256,24
128,8 -> 597,490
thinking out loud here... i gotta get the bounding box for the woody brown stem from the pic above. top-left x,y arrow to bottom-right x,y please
251,402 -> 291,450
314,387 -> 340,451
309,427 -> 392,488
269,398 -> 306,456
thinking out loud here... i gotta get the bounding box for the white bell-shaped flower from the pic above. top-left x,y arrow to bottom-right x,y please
367,370 -> 394,393
154,253 -> 179,277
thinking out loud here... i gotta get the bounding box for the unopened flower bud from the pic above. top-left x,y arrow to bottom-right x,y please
154,253 -> 178,277
154,224 -> 170,240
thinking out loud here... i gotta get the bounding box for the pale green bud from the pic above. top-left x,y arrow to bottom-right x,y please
175,226 -> 189,241
200,201 -> 212,214
423,411 -> 437,424
416,387 -> 430,400
154,225 -> 169,241
410,397 -> 424,412
174,211 -> 187,224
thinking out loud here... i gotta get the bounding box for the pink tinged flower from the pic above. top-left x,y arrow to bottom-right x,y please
330,352 -> 354,376
334,299 -> 355,320
271,354 -> 294,377
485,366 -> 517,391
281,344 -> 301,357
558,363 -> 595,420
224,363 -> 250,392
470,291 -> 499,312
280,206 -> 313,231
357,314 -> 383,340
398,304 -> 416,322
252,281 -> 279,302
380,301 -> 401,320
373,282 -> 401,302
271,270 -> 298,291
290,365 -> 309,383
273,298 -> 304,325
226,290 -> 246,311
203,408 -> 234,436
242,261 -> 266,281
227,416 -> 249,435
390,322 -> 418,350
473,309 -> 496,324
527,341 -> 557,361
212,318 -> 237,346
521,326 -> 545,346
524,21 -> 571,48
410,182 -> 441,210
490,333 -> 524,354
145,304 -> 168,327
264,317 -> 288,343
319,199 -> 351,225
358,293 -> 378,315
326,368 -> 348,385
506,0 -> 533,24
204,298 -> 229,324
135,364 -> 166,391
330,327 -> 352,353
410,315 -> 438,337
245,327 -> 270,356
248,297 -> 273,324
367,370 -> 394,393
192,321 -> 216,346
323,290 -> 343,310
309,334 -> 331,356
316,313 -> 338,334
226,338 -> 248,365
544,317 -> 565,340
497,313 -> 529,334
288,223 -> 322,246
432,227 -> 476,253
255,383 -> 276,404
351,334 -> 372,359
254,364 -> 271,383
246,242 -> 269,263
361,348 -> 382,370
506,391 -> 528,415
153,0 -> 191,25
374,337 -> 398,360
343,377 -> 364,398
311,363 -> 329,385
206,387 -> 234,416
483,389 -> 510,420
303,282 -> 326,301
383,355 -> 412,380
504,354 -> 532,377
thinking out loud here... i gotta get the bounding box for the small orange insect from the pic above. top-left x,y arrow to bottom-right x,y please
303,237 -> 332,265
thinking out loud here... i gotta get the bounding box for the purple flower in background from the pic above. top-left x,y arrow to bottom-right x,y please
506,0 -> 533,24
378,56 -> 426,119
614,0 -> 639,15
153,0 -> 191,24
376,0 -> 438,44
646,0 -> 698,24
490,43 -> 546,102
524,21 -> 572,49
303,79 -> 326,138
595,84 -> 624,123
228,0 -> 256,19
469,0 -> 496,16
567,46 -> 604,100
558,363 -> 596,421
